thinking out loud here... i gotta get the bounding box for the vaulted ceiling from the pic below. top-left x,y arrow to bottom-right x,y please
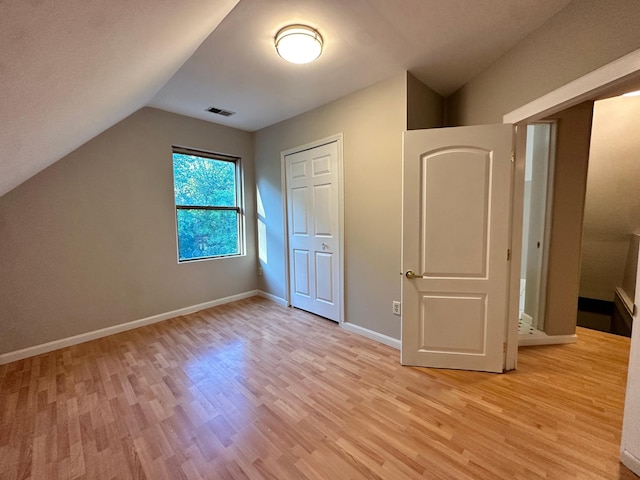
1,0 -> 572,197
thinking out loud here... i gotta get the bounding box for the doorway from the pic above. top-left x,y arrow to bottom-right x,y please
518,123 -> 555,338
503,49 -> 640,367
505,68 -> 640,475
281,135 -> 344,323
576,94 -> 640,338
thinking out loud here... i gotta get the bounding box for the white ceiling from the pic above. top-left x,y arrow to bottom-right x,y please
150,0 -> 572,131
1,0 -> 572,197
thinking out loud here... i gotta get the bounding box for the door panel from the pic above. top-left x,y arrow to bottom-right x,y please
419,294 -> 486,353
312,154 -> 331,176
293,249 -> 310,296
421,148 -> 490,277
315,252 -> 333,303
286,141 -> 340,321
290,159 -> 307,180
313,184 -> 333,235
402,124 -> 513,373
291,187 -> 309,235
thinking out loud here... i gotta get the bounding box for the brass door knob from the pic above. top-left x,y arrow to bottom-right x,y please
405,270 -> 426,279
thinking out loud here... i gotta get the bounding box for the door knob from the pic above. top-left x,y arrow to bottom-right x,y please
322,242 -> 329,250
405,270 -> 426,279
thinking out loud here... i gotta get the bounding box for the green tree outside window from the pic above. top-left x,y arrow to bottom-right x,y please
173,149 -> 242,261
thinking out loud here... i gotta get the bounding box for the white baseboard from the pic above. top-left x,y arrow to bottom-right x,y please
341,322 -> 401,350
256,290 -> 288,306
518,333 -> 577,347
621,449 -> 640,476
0,290 -> 260,365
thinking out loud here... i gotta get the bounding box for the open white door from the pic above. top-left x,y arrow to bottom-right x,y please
402,124 -> 514,373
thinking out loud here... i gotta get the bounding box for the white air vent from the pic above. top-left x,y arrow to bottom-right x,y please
206,106 -> 235,117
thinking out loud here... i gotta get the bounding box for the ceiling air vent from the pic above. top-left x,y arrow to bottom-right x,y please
206,106 -> 235,117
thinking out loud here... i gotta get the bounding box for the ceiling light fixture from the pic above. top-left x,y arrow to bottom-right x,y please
275,24 -> 323,64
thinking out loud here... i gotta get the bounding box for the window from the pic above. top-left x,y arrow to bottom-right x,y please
172,147 -> 243,262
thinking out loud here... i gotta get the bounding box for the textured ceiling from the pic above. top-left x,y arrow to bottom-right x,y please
1,0 -> 574,197
0,0 -> 238,196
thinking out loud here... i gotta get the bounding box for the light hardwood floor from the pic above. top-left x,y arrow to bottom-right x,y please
0,297 -> 636,480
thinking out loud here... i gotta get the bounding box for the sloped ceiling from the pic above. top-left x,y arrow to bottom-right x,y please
1,0 -> 574,197
150,0 -> 572,131
0,0 -> 239,196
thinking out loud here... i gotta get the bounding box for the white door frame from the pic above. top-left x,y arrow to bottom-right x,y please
280,133 -> 345,323
504,49 -> 640,124
503,47 -> 640,370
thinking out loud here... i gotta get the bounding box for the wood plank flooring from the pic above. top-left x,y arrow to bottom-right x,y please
0,296 -> 637,479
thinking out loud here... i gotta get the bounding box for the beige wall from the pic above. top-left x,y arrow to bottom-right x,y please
0,108 -> 256,354
543,102 -> 594,336
447,0 -> 640,126
255,73 -> 432,339
407,72 -> 443,130
580,95 -> 640,301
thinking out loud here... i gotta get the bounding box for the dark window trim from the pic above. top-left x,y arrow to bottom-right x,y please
173,145 -> 239,163
176,205 -> 240,212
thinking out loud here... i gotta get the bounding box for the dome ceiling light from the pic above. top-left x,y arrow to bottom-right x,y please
275,25 -> 323,64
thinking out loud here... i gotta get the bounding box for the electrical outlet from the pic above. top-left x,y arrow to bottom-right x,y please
392,301 -> 401,316
257,266 -> 263,277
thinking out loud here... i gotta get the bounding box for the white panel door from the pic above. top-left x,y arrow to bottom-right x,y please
402,124 -> 514,373
286,141 -> 340,321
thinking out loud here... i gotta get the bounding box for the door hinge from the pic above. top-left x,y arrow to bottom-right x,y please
503,342 -> 507,353
510,151 -> 515,163
507,249 -> 511,261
